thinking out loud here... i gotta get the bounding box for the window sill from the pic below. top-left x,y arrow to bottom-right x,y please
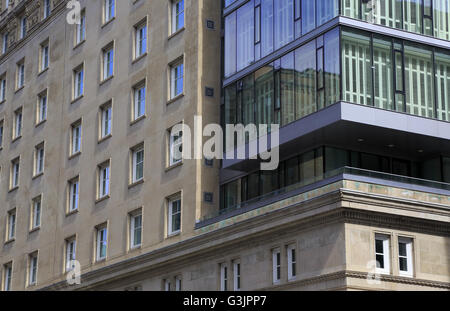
71,95 -> 84,105
11,135 -> 22,143
35,119 -> 47,128
68,151 -> 81,160
15,86 -> 25,94
167,231 -> 181,239
98,134 -> 112,144
132,52 -> 147,65
8,186 -> 19,193
73,39 -> 86,50
101,17 -> 115,28
38,67 -> 49,77
168,27 -> 185,40
4,238 -> 15,245
165,161 -> 183,172
66,209 -> 79,217
0,99 -> 5,105
32,172 -> 44,180
100,75 -> 114,86
130,115 -> 146,126
128,179 -> 144,189
167,93 -> 184,105
96,258 -> 107,264
95,195 -> 110,204
128,245 -> 142,253
29,227 -> 40,234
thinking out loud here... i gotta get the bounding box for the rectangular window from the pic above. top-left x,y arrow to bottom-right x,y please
43,0 -> 51,19
0,76 -> 6,101
65,237 -> 76,272
135,22 -> 147,58
233,260 -> 241,291
287,245 -> 297,280
73,66 -> 84,98
131,145 -> 144,183
100,103 -> 112,138
37,92 -> 47,124
102,45 -> 114,80
398,237 -> 413,277
76,10 -> 86,45
130,211 -> 142,249
0,120 -> 3,148
34,143 -> 45,176
224,11 -> 237,77
168,196 -> 181,235
133,83 -> 146,120
2,33 -> 8,54
28,253 -> 38,286
96,225 -> 108,261
170,61 -> 184,99
31,196 -> 42,230
272,248 -> 281,284
20,17 -> 27,39
175,276 -> 182,291
274,0 -> 294,50
40,42 -> 49,71
98,162 -> 110,199
104,0 -> 115,23
71,121 -> 82,155
236,1 -> 254,71
7,209 -> 16,241
13,108 -> 22,139
10,158 -> 20,189
3,263 -> 12,291
164,279 -> 171,291
17,61 -> 24,89
171,0 -> 185,34
220,263 -> 228,291
68,177 -> 79,212
169,127 -> 183,166
375,234 -> 391,274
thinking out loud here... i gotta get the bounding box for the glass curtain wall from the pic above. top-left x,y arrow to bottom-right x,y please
435,49 -> 450,121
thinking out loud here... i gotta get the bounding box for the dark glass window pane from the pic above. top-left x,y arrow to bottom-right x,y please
361,153 -> 381,171
375,239 -> 384,254
443,157 -> 450,183
325,147 -> 348,173
281,52 -> 295,126
399,257 -> 408,271
285,157 -> 299,186
392,159 -> 410,176
376,254 -> 385,268
255,65 -> 274,127
295,40 -> 317,119
399,242 -> 407,257
324,27 -> 341,106
247,173 -> 260,200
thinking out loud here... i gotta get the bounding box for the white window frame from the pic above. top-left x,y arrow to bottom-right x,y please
169,128 -> 183,166
68,177 -> 79,212
133,84 -> 146,121
164,279 -> 171,291
20,17 -> 27,39
168,196 -> 181,235
37,92 -> 47,124
131,146 -> 144,183
287,244 -> 297,281
100,103 -> 112,138
2,33 -> 8,54
171,0 -> 185,34
130,212 -> 142,249
0,120 -> 3,148
40,42 -> 49,72
102,45 -> 114,80
170,60 -> 184,99
73,66 -> 84,99
272,248 -> 281,284
43,0 -> 51,19
96,226 -> 108,261
71,122 -> 82,155
0,77 -> 6,101
13,108 -> 22,139
398,237 -> 414,277
65,238 -> 76,272
175,276 -> 182,291
3,263 -> 12,291
220,263 -> 228,291
28,253 -> 38,286
98,162 -> 110,199
7,209 -> 16,241
75,10 -> 86,45
17,62 -> 24,89
135,22 -> 147,59
233,260 -> 241,291
104,0 -> 115,23
375,234 -> 391,275
34,144 -> 45,176
11,159 -> 20,189
31,197 -> 41,230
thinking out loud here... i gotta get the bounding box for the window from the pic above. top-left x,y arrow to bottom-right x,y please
168,196 -> 181,235
65,237 -> 76,272
0,120 -> 3,148
133,83 -> 146,120
220,263 -> 228,291
96,225 -> 108,261
75,10 -> 86,45
171,0 -> 185,34
10,158 -> 19,189
73,66 -> 84,99
398,237 -> 413,277
31,196 -> 42,230
100,103 -> 112,138
16,61 -> 24,89
131,145 -> 144,183
40,41 -> 49,72
2,263 -> 12,291
102,45 -> 114,80
43,0 -> 51,19
233,260 -> 241,291
0,76 -> 6,101
68,177 -> 79,212
2,33 -> 8,54
97,161 -> 110,199
20,17 -> 27,39
34,143 -> 45,176
71,121 -> 82,155
169,127 -> 183,166
272,248 -> 281,284
164,279 -> 171,291
375,234 -> 391,274
6,209 -> 16,241
28,253 -> 38,286
287,244 -> 297,280
13,108 -> 22,139
134,22 -> 147,58
104,0 -> 115,23
37,92 -> 47,124
175,276 -> 182,291
170,60 -> 184,99
130,211 -> 142,249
